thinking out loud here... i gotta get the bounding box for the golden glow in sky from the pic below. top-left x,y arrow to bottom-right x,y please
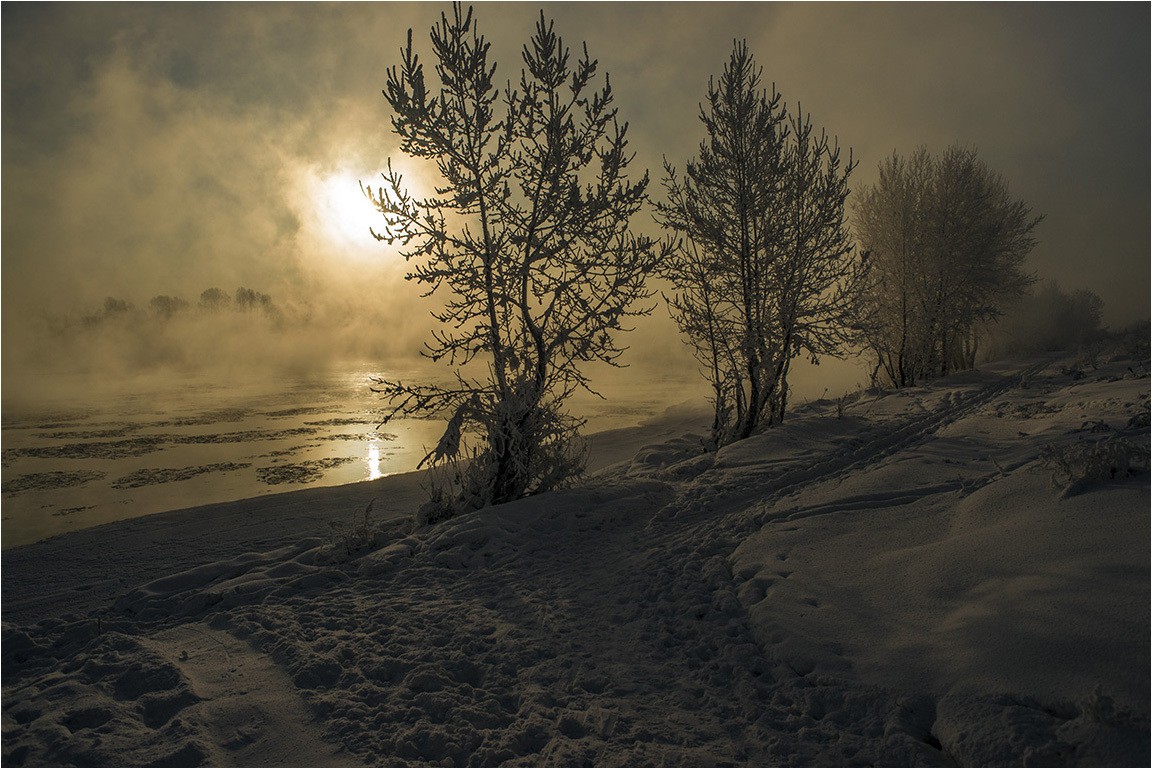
314,173 -> 379,248
1,3 -> 1147,335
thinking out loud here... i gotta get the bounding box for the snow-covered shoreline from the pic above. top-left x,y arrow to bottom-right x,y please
0,364 -> 710,550
2,401 -> 712,626
3,353 -> 1149,766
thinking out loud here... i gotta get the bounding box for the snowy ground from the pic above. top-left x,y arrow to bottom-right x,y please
3,352 -> 1149,766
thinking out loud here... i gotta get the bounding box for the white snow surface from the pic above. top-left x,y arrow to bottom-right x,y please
3,353 -> 1149,766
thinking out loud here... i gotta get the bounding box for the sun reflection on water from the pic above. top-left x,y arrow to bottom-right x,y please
366,441 -> 384,481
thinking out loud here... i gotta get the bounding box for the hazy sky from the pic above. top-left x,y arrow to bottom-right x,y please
3,2 -> 1149,366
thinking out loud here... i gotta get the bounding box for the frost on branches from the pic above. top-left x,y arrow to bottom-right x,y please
657,42 -> 866,448
367,4 -> 671,521
852,146 -> 1041,387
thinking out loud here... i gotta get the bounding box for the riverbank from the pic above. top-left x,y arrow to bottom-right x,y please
2,401 -> 711,624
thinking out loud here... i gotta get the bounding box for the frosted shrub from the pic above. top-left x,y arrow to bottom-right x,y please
328,500 -> 381,556
1117,321 -> 1151,360
1040,437 -> 1150,497
1080,685 -> 1144,729
414,398 -> 588,527
1074,338 -> 1106,371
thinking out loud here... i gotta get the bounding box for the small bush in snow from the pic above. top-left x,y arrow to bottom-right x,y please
329,500 -> 380,556
415,452 -> 485,527
1080,685 -> 1145,729
415,427 -> 587,527
1116,321 -> 1151,361
1040,437 -> 1150,496
1074,338 -> 1106,371
1126,411 -> 1150,430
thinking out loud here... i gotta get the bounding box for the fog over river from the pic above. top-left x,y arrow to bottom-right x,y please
1,362 -> 722,548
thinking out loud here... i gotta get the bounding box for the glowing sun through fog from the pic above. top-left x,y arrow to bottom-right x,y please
315,174 -> 380,248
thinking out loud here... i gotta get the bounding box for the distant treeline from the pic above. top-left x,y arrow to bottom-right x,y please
988,281 -> 1145,361
79,286 -> 282,328
15,285 -> 324,375
12,282 -> 411,376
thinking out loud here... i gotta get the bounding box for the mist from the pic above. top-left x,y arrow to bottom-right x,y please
3,3 -> 1148,408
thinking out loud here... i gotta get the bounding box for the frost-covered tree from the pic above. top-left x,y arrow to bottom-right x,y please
850,149 -> 934,387
853,146 -> 1040,386
657,41 -> 865,446
368,4 -> 670,520
767,108 -> 867,424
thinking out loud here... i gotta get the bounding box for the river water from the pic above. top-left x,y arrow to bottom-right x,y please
1,363 -> 708,548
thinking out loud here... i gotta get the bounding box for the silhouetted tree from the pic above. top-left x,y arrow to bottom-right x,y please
847,149 -> 933,387
149,295 -> 188,318
83,296 -> 136,327
767,107 -> 867,423
368,4 -> 671,520
657,42 -> 865,445
198,287 -> 230,310
103,297 -> 133,315
853,145 -> 1040,386
234,286 -> 272,310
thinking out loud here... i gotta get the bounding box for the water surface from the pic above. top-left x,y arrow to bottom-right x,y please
2,363 -> 707,547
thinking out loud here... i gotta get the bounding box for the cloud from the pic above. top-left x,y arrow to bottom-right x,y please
5,51 -> 290,309
1,2 -> 1147,391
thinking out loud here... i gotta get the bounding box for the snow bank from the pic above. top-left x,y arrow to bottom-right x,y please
729,355 -> 1150,765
